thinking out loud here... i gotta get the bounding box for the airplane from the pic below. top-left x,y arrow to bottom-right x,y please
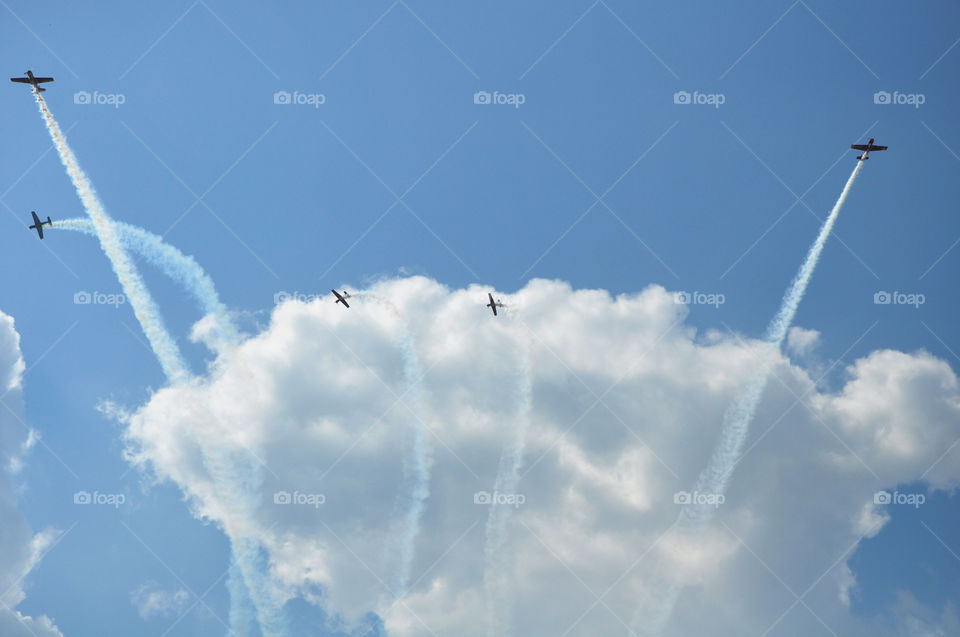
28,211 -> 52,239
331,290 -> 351,308
850,138 -> 887,161
10,70 -> 54,92
486,293 -> 505,316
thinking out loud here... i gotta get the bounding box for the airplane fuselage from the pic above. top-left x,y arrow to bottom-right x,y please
851,137 -> 887,161
11,70 -> 54,92
29,211 -> 52,239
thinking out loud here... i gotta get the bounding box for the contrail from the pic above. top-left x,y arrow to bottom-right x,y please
32,90 -> 190,384
232,536 -> 289,637
31,94 -> 275,633
483,325 -> 533,637
52,218 -> 240,347
632,160 -> 864,636
227,555 -> 259,637
201,429 -> 289,637
349,293 -> 433,600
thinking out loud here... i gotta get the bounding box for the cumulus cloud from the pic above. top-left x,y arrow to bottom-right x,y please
0,310 -> 64,637
117,276 -> 960,636
787,326 -> 821,357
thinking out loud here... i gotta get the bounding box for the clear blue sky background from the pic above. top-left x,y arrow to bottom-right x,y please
1,1 -> 958,634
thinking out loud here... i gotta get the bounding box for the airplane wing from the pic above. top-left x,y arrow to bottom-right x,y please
850,144 -> 870,151
491,304 -> 497,316
10,78 -> 31,83
869,144 -> 887,151
36,226 -> 43,239
33,77 -> 54,83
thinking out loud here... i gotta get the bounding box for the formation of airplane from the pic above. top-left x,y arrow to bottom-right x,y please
486,293 -> 505,316
10,70 -> 53,92
851,138 -> 887,161
8,76 -> 888,320
28,211 -> 52,239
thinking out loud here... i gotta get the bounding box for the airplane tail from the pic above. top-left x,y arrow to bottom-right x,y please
38,87 -> 46,93
46,216 -> 52,224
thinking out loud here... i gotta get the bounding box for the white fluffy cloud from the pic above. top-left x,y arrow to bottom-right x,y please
787,326 -> 821,357
119,277 -> 960,636
0,310 -> 64,637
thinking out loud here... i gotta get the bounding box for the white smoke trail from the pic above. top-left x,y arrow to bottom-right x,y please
231,536 -> 289,637
632,160 -> 864,635
483,327 -> 533,637
32,91 -> 190,384
227,555 -> 259,637
350,293 -> 433,600
197,414 -> 289,637
31,95 -> 279,633
52,218 -> 240,347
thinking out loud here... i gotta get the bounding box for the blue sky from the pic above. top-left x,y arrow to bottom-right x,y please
1,1 -> 958,636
